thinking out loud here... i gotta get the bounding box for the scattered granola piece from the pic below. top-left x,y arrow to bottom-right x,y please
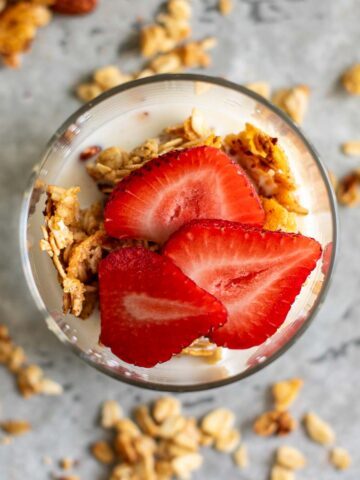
341,141 -> 360,156
7,345 -> 26,373
272,85 -> 310,124
329,447 -> 351,470
149,51 -> 183,74
60,457 -> 74,470
201,408 -> 235,438
218,0 -> 233,15
168,0 -> 191,20
158,416 -> 187,439
215,428 -> 241,453
233,444 -> 248,469
135,405 -> 160,437
94,65 -> 133,91
276,446 -> 306,470
337,169 -> 360,206
303,412 -> 335,445
115,418 -> 141,437
253,411 -> 297,437
1,420 -> 31,436
140,24 -> 175,58
271,465 -> 295,480
38,377 -> 64,395
172,453 -> 203,479
101,400 -> 123,429
17,364 -> 43,397
342,63 -> 360,95
262,197 -> 297,233
91,440 -> 115,465
272,378 -> 304,411
76,83 -> 103,102
153,397 -> 181,424
245,81 -> 271,99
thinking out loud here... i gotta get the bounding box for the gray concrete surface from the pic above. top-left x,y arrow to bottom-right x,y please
1,0 -> 360,478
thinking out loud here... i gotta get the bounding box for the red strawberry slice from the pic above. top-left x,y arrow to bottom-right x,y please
163,220 -> 322,349
104,146 -> 265,244
98,247 -> 227,367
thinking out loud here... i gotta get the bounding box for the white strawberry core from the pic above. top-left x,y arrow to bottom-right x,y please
123,293 -> 204,321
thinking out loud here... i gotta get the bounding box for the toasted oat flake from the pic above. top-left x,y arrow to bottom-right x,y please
172,453 -> 203,479
115,418 -> 141,437
272,85 -> 310,125
245,81 -> 270,99
153,397 -> 181,424
276,446 -> 306,470
342,141 -> 360,156
91,440 -> 115,464
135,405 -> 160,437
158,415 -> 187,439
272,378 -> 303,411
218,0 -> 233,15
329,447 -> 351,470
342,63 -> 360,95
215,428 -> 241,453
101,400 -> 123,429
233,444 -> 248,469
253,410 -> 297,437
1,420 -> 31,436
304,412 -> 335,445
94,65 -> 132,91
271,465 -> 295,480
201,408 -> 235,438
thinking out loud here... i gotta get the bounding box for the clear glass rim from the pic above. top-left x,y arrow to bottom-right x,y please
19,73 -> 339,392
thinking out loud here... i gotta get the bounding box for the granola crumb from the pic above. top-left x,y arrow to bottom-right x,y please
245,81 -> 271,99
337,169 -> 360,206
76,83 -> 103,102
329,447 -> 351,470
271,465 -> 295,480
1,420 -> 31,436
272,378 -> 304,411
101,400 -> 123,429
341,141 -> 360,156
253,411 -> 297,437
91,440 -> 115,464
233,444 -> 248,468
218,0 -> 233,15
303,412 -> 335,445
276,445 -> 306,470
60,457 -> 74,470
93,65 -> 132,91
272,85 -> 310,124
342,63 -> 360,95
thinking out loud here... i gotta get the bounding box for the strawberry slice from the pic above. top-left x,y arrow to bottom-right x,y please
99,247 -> 227,367
104,146 -> 265,244
163,220 -> 322,349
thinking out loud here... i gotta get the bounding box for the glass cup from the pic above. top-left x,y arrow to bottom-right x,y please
20,74 -> 338,391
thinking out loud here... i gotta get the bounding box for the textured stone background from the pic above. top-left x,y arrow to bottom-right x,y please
1,0 -> 360,478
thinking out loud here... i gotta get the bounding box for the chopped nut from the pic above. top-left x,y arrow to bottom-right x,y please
101,400 -> 123,429
254,411 -> 297,437
1,420 -> 31,436
80,145 -> 102,161
172,453 -> 203,479
276,446 -> 306,470
272,378 -> 303,411
91,440 -> 115,464
271,465 -> 295,480
153,397 -> 181,424
60,457 -> 74,470
218,0 -> 233,15
303,412 -> 335,445
233,444 -> 248,469
329,447 -> 351,470
337,169 -> 360,206
272,85 -> 310,124
201,408 -> 235,438
158,415 -> 187,439
215,428 -> 241,453
245,81 -> 270,99
342,63 -> 360,95
342,141 -> 360,156
76,83 -> 102,102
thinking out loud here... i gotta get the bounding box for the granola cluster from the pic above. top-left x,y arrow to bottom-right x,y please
40,110 -> 307,323
88,397 -> 245,480
76,0 -> 217,102
0,0 -> 53,68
